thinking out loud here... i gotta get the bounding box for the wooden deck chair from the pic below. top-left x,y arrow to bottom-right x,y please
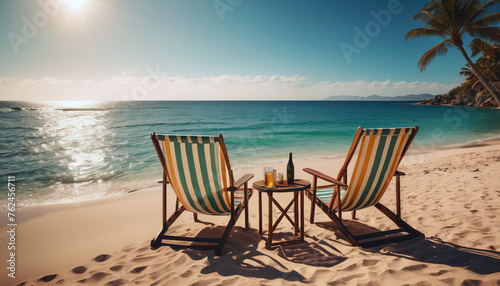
304,126 -> 424,247
150,133 -> 253,255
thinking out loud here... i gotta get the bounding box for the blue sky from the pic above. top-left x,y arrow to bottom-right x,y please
1,0 -> 498,101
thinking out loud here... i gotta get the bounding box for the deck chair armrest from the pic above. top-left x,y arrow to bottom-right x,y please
229,173 -> 254,191
303,168 -> 347,187
394,170 -> 406,176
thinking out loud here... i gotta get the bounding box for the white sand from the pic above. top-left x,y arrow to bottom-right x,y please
2,141 -> 500,285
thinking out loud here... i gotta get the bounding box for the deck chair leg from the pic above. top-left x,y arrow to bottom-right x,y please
375,203 -> 424,238
151,206 -> 187,249
326,210 -> 359,246
305,188 -> 359,246
215,202 -> 245,255
215,216 -> 236,256
193,213 -> 198,222
309,191 -> 316,224
351,210 -> 356,219
309,176 -> 317,224
244,184 -> 250,228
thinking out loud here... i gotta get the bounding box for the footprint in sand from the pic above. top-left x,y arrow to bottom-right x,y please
94,254 -> 112,262
340,263 -> 357,272
361,259 -> 379,267
402,264 -> 428,271
110,265 -> 124,272
130,266 -> 148,274
38,274 -> 57,282
180,269 -> 193,278
461,279 -> 482,286
88,272 -> 111,283
106,278 -> 129,286
71,266 -> 87,274
431,270 -> 449,276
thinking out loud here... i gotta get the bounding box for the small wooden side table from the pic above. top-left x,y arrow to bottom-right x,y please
252,179 -> 311,249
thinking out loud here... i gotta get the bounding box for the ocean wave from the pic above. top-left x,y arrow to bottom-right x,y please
0,107 -> 38,112
0,107 -> 13,113
111,120 -> 232,131
59,108 -> 110,112
271,130 -> 352,137
0,126 -> 40,131
112,122 -> 169,130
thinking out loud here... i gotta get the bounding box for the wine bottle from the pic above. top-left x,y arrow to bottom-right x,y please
287,152 -> 294,184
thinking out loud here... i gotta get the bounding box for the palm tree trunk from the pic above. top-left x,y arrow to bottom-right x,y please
458,45 -> 500,106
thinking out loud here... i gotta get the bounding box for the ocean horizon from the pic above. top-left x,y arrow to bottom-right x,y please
1,100 -> 500,209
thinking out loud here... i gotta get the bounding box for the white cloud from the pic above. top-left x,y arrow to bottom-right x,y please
0,77 -> 15,85
13,77 -> 75,86
0,75 -> 458,101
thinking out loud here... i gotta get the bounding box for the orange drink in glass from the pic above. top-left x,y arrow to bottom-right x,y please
264,167 -> 275,188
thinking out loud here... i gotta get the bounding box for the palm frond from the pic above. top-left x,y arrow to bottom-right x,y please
418,39 -> 453,72
481,0 -> 500,11
414,1 -> 450,30
405,28 -> 448,40
472,12 -> 500,27
414,0 -> 441,22
471,79 -> 483,89
462,0 -> 485,24
469,27 -> 500,43
469,38 -> 495,57
459,67 -> 473,77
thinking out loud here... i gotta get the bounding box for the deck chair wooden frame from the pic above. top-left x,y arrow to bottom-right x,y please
150,132 -> 253,255
304,126 -> 424,247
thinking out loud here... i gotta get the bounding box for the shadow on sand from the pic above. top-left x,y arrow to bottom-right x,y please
315,220 -> 500,275
174,226 -> 347,283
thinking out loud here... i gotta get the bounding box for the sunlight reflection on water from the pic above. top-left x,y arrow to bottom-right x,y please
31,107 -> 118,203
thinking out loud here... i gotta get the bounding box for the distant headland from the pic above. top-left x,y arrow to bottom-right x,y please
420,83 -> 500,107
324,93 -> 435,101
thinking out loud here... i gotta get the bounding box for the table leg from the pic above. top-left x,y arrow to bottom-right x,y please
300,189 -> 305,242
267,192 -> 273,250
294,191 -> 299,236
258,191 -> 262,235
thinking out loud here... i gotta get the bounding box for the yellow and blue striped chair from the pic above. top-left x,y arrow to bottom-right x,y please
150,133 -> 253,255
304,126 -> 423,247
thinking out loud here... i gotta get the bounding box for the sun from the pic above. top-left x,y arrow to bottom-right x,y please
61,0 -> 88,10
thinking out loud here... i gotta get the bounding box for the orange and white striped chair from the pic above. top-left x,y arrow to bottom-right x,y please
304,126 -> 423,247
150,133 -> 253,255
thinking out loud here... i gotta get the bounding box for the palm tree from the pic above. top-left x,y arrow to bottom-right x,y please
405,0 -> 500,106
459,64 -> 481,89
470,40 -> 500,82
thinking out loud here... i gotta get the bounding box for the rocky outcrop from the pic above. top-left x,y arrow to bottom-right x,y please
420,82 -> 499,107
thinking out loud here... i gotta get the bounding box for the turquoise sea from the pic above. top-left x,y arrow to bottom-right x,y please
1,100 -> 500,209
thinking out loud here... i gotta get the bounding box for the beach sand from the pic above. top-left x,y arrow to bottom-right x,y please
2,142 -> 500,285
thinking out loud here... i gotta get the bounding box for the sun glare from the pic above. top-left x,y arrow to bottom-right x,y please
61,0 -> 88,10
48,101 -> 101,109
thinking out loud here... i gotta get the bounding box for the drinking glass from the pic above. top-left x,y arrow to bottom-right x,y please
264,167 -> 275,188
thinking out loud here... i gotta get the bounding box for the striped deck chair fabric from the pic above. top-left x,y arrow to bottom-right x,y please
339,127 -> 414,211
150,133 -> 253,255
155,135 -> 233,215
304,126 -> 423,247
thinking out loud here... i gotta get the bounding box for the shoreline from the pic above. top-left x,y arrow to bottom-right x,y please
2,138 -> 500,284
4,135 -> 500,212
